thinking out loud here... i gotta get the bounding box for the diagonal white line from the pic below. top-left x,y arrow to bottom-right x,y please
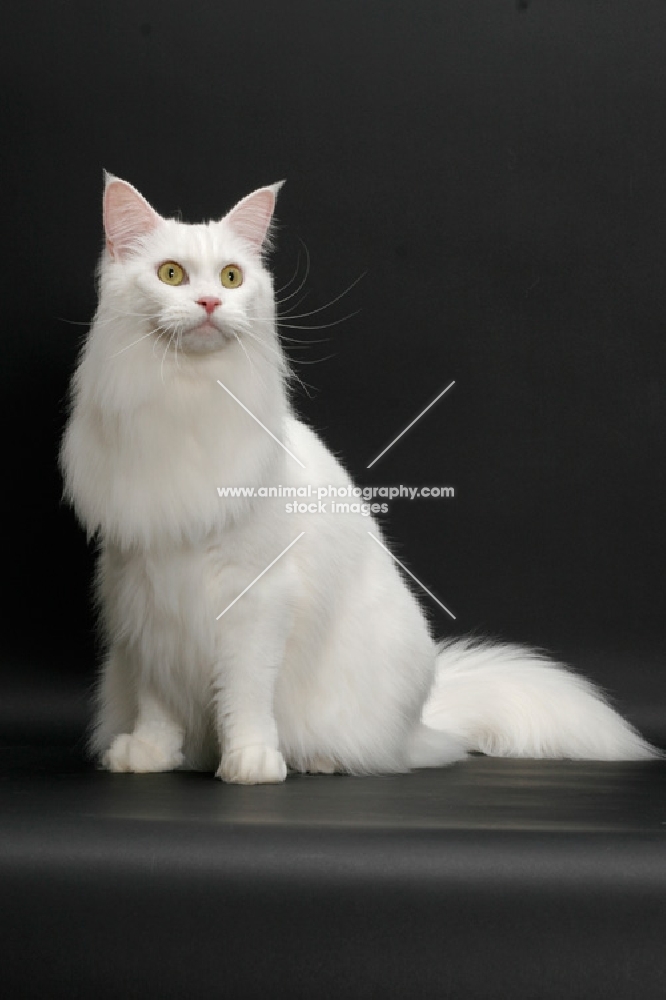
216,379 -> 305,468
366,380 -> 455,469
367,531 -> 456,620
216,532 -> 305,620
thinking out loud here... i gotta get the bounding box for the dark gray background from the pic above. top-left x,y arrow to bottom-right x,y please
2,0 -> 665,737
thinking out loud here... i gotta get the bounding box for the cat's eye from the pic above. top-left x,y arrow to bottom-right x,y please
157,261 -> 186,286
220,265 -> 243,289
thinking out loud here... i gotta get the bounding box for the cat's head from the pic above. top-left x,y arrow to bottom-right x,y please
100,174 -> 283,355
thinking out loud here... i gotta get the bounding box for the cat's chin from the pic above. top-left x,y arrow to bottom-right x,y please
179,322 -> 233,354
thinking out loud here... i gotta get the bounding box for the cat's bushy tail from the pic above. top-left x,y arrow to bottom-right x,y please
414,638 -> 659,765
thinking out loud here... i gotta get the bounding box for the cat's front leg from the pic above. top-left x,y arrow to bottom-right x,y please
214,566 -> 294,785
217,744 -> 287,785
103,682 -> 184,774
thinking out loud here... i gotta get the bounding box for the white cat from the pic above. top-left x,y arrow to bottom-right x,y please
60,175 -> 657,783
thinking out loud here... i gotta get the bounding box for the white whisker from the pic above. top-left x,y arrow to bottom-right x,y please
279,293 -> 310,317
276,239 -> 310,306
160,329 -> 176,384
233,329 -> 266,390
279,336 -> 331,345
278,310 -> 360,331
57,317 -> 94,327
238,322 -> 315,398
107,328 -> 158,359
173,323 -> 182,370
152,329 -> 168,358
275,246 -> 303,296
279,272 -> 365,322
282,352 -> 336,367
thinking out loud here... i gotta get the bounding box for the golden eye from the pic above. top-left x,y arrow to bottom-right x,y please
157,261 -> 186,285
220,265 -> 243,289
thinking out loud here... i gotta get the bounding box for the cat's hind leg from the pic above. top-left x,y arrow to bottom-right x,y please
95,646 -> 184,773
305,755 -> 339,774
90,644 -> 135,761
103,689 -> 185,773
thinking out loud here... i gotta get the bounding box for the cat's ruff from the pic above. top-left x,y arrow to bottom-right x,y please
60,176 -> 657,784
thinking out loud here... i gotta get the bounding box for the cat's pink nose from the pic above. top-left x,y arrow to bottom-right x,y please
197,296 -> 222,315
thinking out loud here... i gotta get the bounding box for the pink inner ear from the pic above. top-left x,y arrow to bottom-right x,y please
223,188 -> 277,252
104,179 -> 161,258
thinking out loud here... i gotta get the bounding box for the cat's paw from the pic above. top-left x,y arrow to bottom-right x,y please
307,754 -> 338,774
216,745 -> 287,785
102,733 -> 183,773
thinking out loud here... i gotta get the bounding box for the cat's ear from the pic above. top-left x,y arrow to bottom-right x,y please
221,181 -> 284,254
103,173 -> 163,259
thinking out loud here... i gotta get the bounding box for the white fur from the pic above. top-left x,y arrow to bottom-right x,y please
60,177 -> 658,784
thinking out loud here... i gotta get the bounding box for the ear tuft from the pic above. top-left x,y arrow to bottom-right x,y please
103,176 -> 162,259
222,182 -> 283,254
